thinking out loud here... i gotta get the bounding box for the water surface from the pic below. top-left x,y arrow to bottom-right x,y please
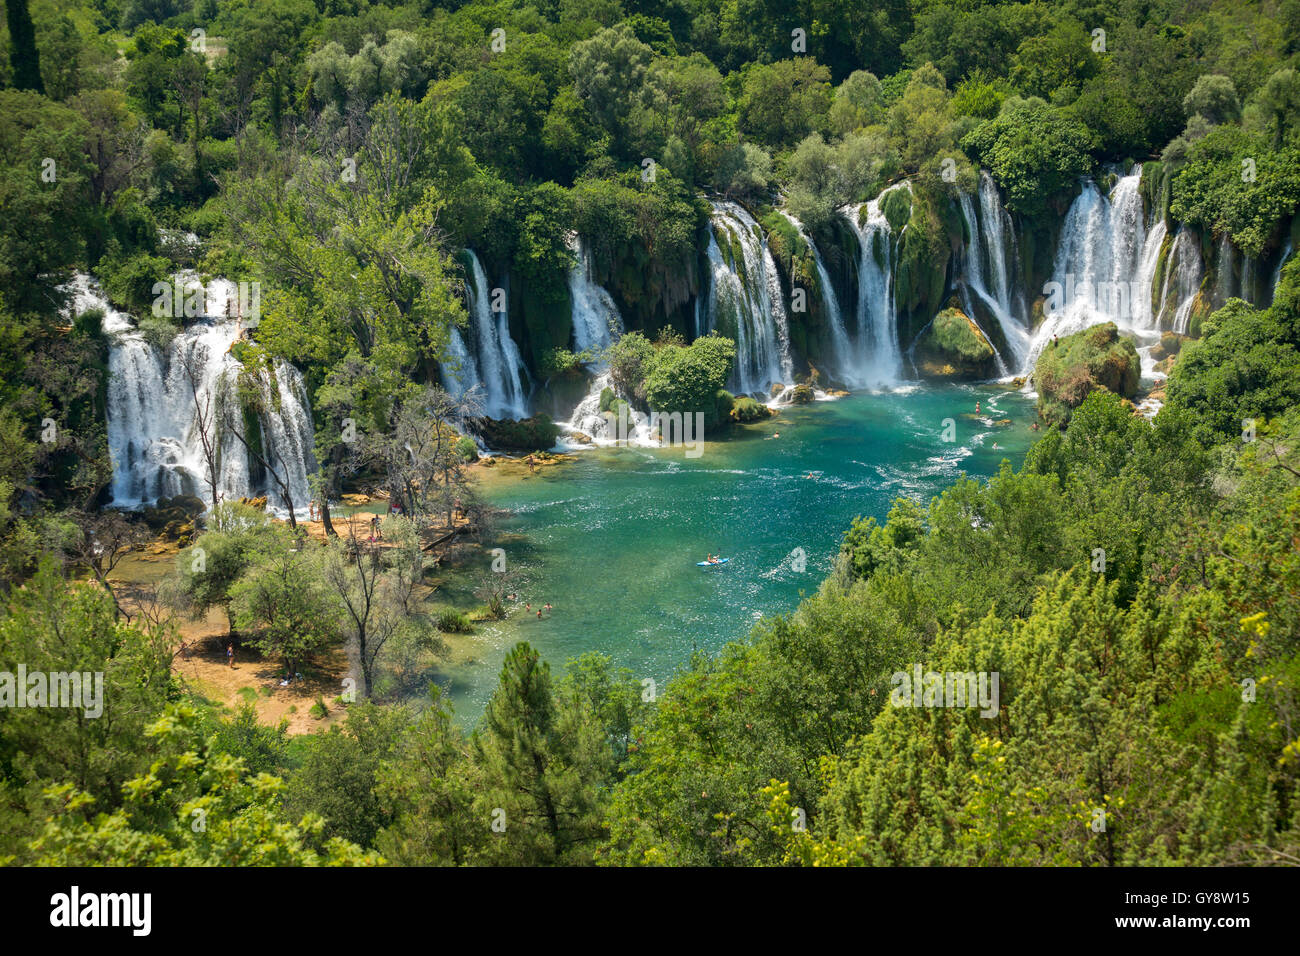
440,384 -> 1037,722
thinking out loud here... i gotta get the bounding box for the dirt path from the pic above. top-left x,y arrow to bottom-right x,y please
175,635 -> 348,735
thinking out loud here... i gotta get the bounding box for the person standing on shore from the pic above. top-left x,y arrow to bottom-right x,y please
226,642 -> 234,668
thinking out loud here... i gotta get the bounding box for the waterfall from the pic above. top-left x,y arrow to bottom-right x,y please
449,250 -> 529,419
440,326 -> 480,403
957,171 -> 1032,373
841,187 -> 904,387
1157,228 -> 1203,334
81,275 -> 317,517
1271,239 -> 1294,303
1212,234 -> 1238,306
1025,167 -> 1170,374
701,201 -> 793,397
567,234 -> 624,355
560,235 -> 639,443
780,211 -> 859,386
561,371 -> 657,447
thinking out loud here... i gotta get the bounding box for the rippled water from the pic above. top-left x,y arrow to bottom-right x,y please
439,384 -> 1037,723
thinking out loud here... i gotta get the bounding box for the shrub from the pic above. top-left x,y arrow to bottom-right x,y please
455,436 -> 479,462
436,608 -> 473,633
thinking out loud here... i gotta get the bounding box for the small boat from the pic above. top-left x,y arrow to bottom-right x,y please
697,558 -> 730,567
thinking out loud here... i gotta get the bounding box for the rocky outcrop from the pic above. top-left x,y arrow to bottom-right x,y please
1032,322 -> 1140,426
913,308 -> 998,380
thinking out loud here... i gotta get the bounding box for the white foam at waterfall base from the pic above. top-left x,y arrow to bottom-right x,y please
77,275 -> 318,518
558,372 -> 659,449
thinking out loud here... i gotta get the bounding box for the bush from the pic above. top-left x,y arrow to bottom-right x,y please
729,396 -> 773,423
960,97 -> 1096,217
97,248 -> 173,314
455,436 -> 479,462
644,335 -> 737,416
436,608 -> 473,633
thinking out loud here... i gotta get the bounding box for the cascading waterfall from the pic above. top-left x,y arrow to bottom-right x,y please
957,171 -> 1032,373
560,235 -> 648,444
1212,234 -> 1238,306
470,251 -> 529,418
562,372 -> 657,447
567,234 -> 624,354
1271,239 -> 1294,302
1159,228 -> 1203,334
841,188 -> 904,387
1024,167 -> 1169,375
440,326 -> 479,403
702,201 -> 793,397
780,211 -> 859,387
81,275 -> 317,517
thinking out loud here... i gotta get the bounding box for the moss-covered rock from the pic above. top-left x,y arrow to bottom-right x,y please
1151,331 -> 1188,361
913,308 -> 998,380
729,396 -> 773,422
1032,322 -> 1140,426
789,383 -> 815,404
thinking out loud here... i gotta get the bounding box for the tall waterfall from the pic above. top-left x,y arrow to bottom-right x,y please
702,201 -> 793,396
780,211 -> 860,387
567,234 -> 624,355
1025,167 -> 1170,374
958,171 -> 1032,372
560,235 -> 643,443
82,275 -> 317,517
1159,228 -> 1203,333
841,187 -> 904,387
441,250 -> 529,419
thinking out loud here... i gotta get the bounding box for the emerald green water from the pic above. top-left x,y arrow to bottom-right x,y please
441,383 -> 1037,723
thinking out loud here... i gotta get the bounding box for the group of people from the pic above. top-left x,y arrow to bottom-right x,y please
524,602 -> 553,619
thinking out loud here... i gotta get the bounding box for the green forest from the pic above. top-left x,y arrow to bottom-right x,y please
1,0 -> 1300,868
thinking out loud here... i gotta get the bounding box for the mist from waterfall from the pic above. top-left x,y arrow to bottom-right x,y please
83,275 -> 317,517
